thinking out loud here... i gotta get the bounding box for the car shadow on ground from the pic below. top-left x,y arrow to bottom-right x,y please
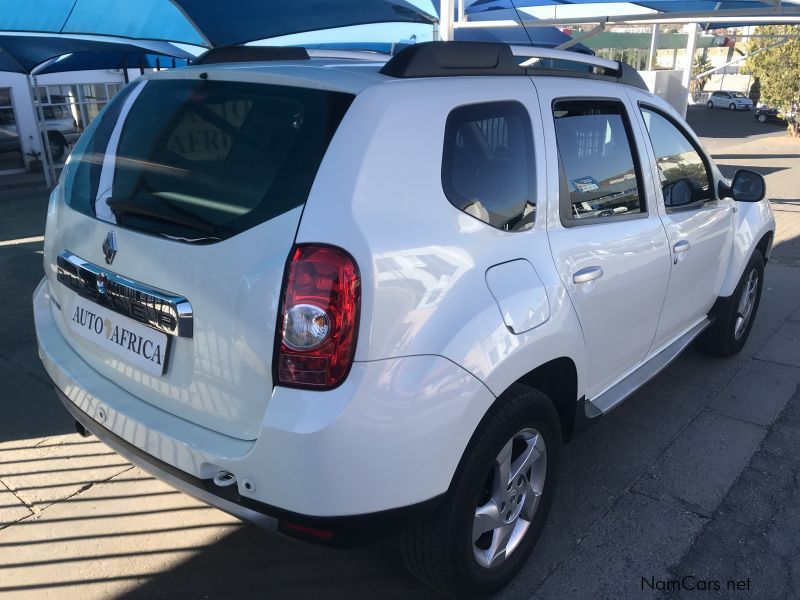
715,164 -> 789,177
117,526 -> 442,600
0,243 -> 75,444
686,106 -> 787,140
712,154 -> 800,160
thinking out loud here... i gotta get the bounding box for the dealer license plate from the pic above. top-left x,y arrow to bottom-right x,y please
65,295 -> 169,376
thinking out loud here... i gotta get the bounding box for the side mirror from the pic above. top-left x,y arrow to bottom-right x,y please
663,178 -> 695,208
729,169 -> 766,202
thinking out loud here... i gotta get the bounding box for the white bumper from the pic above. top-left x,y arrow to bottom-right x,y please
34,278 -> 494,517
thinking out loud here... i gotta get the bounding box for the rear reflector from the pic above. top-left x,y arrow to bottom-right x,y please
280,520 -> 335,541
275,245 -> 360,389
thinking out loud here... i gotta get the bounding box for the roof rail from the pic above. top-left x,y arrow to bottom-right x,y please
510,46 -> 619,73
195,46 -> 310,65
380,41 -> 647,90
305,49 -> 390,62
380,42 -> 522,78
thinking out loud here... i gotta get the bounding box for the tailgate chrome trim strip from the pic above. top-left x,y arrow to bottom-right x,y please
56,250 -> 193,338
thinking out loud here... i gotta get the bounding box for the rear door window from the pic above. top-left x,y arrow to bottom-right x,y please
63,79 -> 353,243
552,99 -> 645,224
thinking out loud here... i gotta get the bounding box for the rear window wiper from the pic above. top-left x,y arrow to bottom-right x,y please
105,198 -> 217,234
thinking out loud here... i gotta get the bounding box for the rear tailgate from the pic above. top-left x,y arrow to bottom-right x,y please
44,73 -> 353,440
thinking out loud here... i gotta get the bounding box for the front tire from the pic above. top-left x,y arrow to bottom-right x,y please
758,113 -> 767,123
729,103 -> 737,111
47,134 -> 66,161
401,384 -> 561,598
700,251 -> 765,357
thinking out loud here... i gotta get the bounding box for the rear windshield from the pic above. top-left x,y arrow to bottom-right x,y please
63,78 -> 353,243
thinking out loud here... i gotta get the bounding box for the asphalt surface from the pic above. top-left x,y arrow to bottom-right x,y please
0,108 -> 798,599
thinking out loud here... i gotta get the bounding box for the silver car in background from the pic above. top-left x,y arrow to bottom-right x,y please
707,90 -> 754,111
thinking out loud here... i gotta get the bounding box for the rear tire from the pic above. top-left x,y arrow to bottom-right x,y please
401,384 -> 561,599
700,251 -> 764,357
707,101 -> 714,109
758,113 -> 767,123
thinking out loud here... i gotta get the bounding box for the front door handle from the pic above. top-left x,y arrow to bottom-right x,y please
673,240 -> 691,253
573,266 -> 603,284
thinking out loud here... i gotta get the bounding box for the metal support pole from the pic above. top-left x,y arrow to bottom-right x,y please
27,74 -> 54,188
681,23 -> 699,116
648,24 -> 660,69
692,38 -> 790,79
439,0 -> 455,41
555,22 -> 605,51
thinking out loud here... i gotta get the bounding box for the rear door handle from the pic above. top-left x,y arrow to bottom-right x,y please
573,266 -> 603,284
673,240 -> 691,253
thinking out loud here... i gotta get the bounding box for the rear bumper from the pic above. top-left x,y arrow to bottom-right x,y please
34,277 -> 493,537
57,386 -> 278,529
57,387 -> 441,547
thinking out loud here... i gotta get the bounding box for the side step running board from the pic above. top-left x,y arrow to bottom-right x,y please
586,318 -> 711,418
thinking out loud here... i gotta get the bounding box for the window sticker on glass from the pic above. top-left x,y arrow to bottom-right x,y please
572,176 -> 599,193
167,99 -> 254,161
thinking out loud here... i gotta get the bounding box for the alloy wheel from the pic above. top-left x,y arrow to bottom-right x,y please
472,428 -> 547,569
734,268 -> 759,340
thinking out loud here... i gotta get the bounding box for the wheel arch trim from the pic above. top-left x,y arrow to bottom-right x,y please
718,201 -> 775,297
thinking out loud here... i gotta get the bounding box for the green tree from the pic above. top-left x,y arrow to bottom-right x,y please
691,54 -> 713,101
745,25 -> 800,136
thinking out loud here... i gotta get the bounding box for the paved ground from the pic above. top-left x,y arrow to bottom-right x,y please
0,109 -> 798,599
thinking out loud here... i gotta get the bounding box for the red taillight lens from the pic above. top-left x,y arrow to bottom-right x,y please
275,245 -> 360,389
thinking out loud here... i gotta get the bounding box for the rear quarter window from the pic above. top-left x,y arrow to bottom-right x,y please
441,101 -> 536,231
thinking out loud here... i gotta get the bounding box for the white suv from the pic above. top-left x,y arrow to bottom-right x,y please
33,42 -> 775,597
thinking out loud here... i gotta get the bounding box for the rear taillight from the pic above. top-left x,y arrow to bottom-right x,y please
275,244 -> 360,389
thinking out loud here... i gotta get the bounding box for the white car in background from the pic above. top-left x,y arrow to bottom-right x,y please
0,104 -> 79,161
707,90 -> 754,111
34,42 -> 775,598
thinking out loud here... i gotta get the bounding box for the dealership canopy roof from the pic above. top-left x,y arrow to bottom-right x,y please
0,34 -> 194,74
454,0 -> 800,29
0,0 -> 436,47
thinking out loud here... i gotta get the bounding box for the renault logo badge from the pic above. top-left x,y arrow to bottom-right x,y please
103,232 -> 117,265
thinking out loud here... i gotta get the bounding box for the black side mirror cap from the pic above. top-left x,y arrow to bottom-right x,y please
719,169 -> 766,203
